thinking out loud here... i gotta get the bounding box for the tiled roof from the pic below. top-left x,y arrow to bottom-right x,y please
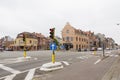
17,32 -> 37,39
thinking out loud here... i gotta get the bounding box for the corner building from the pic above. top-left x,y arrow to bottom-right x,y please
62,22 -> 94,50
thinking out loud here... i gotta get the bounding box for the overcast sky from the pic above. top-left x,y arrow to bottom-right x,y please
0,0 -> 120,44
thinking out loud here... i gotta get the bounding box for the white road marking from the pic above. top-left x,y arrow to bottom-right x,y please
114,55 -> 119,57
24,68 -> 36,80
94,59 -> 101,64
110,54 -> 114,57
62,61 -> 70,66
0,64 -> 21,74
77,56 -> 88,59
77,57 -> 84,59
5,74 -> 16,80
0,66 -> 42,80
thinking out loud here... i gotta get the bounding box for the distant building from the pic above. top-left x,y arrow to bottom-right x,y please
95,33 -> 115,49
0,36 -> 14,50
106,38 -> 115,49
32,32 -> 49,50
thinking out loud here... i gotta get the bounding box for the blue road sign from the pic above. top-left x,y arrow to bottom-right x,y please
50,43 -> 57,50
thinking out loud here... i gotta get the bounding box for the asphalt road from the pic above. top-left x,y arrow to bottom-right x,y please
0,50 -> 119,80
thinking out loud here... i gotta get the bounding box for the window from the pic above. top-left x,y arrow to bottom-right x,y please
30,40 -> 32,44
79,45 -> 81,48
76,37 -> 78,41
66,30 -> 69,33
76,44 -> 78,50
66,37 -> 69,41
63,37 -> 65,41
19,40 -> 23,44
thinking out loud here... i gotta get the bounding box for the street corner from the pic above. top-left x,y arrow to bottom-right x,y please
40,61 -> 70,72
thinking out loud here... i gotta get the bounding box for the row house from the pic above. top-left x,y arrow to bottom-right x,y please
61,23 -> 116,50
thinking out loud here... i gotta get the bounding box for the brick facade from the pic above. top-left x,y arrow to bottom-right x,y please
62,22 -> 95,50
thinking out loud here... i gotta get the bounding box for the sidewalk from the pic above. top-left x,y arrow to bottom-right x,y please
101,55 -> 120,80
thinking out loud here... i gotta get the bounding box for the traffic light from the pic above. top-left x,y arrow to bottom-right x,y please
49,28 -> 55,39
23,34 -> 26,42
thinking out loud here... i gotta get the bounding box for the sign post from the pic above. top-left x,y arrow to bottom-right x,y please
23,33 -> 27,58
50,43 -> 57,63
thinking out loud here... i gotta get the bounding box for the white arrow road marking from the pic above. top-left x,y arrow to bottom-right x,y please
24,68 -> 36,80
5,74 -> 16,80
0,64 -> 21,74
94,59 -> 101,64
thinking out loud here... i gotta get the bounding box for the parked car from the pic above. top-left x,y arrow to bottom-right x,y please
0,48 -> 3,52
90,47 -> 97,51
6,48 -> 13,51
97,47 -> 102,51
106,48 -> 110,50
90,47 -> 95,51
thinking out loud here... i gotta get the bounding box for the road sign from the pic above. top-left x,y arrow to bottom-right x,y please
50,43 -> 57,50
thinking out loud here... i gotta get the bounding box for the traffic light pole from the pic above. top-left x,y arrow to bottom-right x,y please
52,50 -> 55,63
23,41 -> 27,58
23,34 -> 27,58
49,28 -> 56,63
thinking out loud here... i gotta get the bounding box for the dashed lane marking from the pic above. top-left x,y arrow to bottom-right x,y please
94,59 -> 101,64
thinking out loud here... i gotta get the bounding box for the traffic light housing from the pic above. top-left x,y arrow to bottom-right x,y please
49,28 -> 55,39
23,34 -> 26,42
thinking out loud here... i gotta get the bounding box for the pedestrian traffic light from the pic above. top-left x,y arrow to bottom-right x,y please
49,28 -> 55,39
23,34 -> 26,42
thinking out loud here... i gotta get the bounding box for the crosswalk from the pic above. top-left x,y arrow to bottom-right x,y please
0,61 -> 70,80
0,52 -> 119,80
0,65 -> 42,80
